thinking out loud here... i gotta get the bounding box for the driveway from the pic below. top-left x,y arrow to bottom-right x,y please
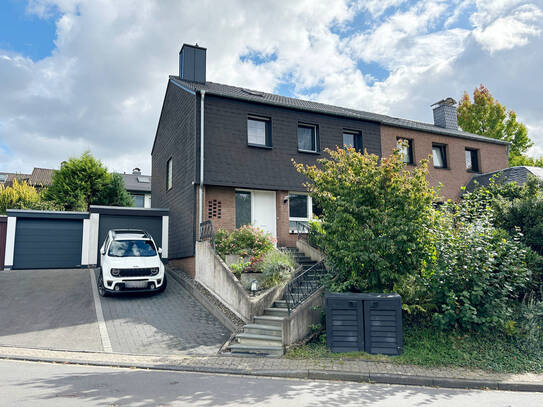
0,269 -> 102,352
0,268 -> 230,356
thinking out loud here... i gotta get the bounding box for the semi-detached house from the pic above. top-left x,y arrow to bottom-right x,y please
151,44 -> 509,276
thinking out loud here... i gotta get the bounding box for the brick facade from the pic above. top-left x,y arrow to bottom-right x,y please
381,125 -> 508,200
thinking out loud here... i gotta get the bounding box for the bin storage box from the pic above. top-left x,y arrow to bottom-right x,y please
325,292 -> 403,355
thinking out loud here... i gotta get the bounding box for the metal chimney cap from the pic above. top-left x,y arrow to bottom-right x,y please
431,97 -> 457,108
132,167 -> 141,175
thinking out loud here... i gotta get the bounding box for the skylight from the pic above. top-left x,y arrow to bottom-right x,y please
137,176 -> 150,183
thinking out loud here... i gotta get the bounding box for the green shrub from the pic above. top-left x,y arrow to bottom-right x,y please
257,250 -> 295,288
426,199 -> 530,332
515,297 -> 543,351
294,146 -> 435,292
214,225 -> 274,259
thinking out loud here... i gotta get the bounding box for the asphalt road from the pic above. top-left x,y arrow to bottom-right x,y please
2,359 -> 542,407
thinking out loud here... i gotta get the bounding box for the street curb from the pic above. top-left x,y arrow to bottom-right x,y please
1,350 -> 542,392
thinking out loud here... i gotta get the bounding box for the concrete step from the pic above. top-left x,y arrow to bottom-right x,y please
244,324 -> 282,337
229,344 -> 284,357
236,333 -> 283,347
254,315 -> 285,327
274,300 -> 287,308
264,307 -> 289,317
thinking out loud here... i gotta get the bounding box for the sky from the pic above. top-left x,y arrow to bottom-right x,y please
0,0 -> 542,175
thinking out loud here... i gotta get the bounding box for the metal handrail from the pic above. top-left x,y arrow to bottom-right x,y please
199,220 -> 215,249
284,260 -> 326,314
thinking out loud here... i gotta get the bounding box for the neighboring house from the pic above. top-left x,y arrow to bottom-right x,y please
151,44 -> 509,275
121,168 -> 152,208
0,168 -> 54,189
465,166 -> 543,193
1,167 -> 151,208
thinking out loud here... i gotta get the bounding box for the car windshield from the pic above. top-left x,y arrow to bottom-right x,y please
108,239 -> 157,257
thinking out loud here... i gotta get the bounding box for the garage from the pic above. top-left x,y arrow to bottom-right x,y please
10,212 -> 86,270
91,205 -> 168,266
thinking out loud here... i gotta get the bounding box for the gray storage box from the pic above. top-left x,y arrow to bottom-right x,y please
325,292 -> 403,355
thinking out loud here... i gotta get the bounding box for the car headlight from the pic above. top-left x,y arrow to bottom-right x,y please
110,268 -> 120,276
150,267 -> 159,275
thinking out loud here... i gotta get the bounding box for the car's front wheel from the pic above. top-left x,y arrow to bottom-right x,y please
97,272 -> 108,297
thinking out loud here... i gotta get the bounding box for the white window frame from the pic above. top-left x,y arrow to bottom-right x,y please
166,158 -> 173,190
288,192 -> 313,233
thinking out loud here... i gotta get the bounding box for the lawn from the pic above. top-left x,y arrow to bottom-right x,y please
285,323 -> 543,374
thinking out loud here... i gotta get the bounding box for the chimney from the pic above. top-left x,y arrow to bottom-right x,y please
132,168 -> 141,175
179,43 -> 206,83
432,97 -> 458,130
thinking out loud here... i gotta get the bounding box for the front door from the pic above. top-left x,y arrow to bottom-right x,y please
252,190 -> 276,239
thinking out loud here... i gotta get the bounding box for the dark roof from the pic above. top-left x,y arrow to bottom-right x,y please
465,166 -> 543,193
120,172 -> 151,193
30,168 -> 55,186
170,76 -> 510,146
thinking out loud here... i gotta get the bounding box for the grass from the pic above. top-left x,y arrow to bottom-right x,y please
285,324 -> 543,373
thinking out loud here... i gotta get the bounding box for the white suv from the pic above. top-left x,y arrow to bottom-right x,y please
97,229 -> 166,296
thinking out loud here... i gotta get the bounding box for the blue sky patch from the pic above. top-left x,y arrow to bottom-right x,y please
240,49 -> 277,65
357,60 -> 389,83
0,0 -> 59,61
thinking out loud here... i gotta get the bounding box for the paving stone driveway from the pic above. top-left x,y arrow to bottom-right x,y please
0,269 -> 230,356
99,273 -> 231,355
0,269 -> 102,352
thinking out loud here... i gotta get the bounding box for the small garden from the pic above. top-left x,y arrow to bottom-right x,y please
214,225 -> 295,292
287,146 -> 543,373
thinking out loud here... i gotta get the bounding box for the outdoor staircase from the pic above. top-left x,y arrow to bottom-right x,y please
228,247 -> 322,357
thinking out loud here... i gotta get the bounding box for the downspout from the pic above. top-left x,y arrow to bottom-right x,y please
199,90 -> 206,228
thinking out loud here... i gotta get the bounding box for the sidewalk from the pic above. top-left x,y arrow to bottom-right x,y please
1,345 -> 542,392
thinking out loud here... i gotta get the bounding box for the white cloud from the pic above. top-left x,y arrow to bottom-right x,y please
473,4 -> 543,53
1,0 -> 542,175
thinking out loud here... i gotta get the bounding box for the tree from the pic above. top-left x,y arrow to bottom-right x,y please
44,152 -> 133,211
293,147 -> 436,293
0,180 -> 57,214
95,173 -> 134,207
457,85 -> 536,165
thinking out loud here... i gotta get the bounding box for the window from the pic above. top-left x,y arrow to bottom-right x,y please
132,194 -> 145,208
235,191 -> 252,228
108,240 -> 157,257
298,124 -> 318,152
465,148 -> 479,172
289,194 -> 308,218
247,116 -> 271,147
289,193 -> 313,233
166,158 -> 173,190
0,174 -> 7,183
397,138 -> 414,164
343,131 -> 362,151
432,144 -> 447,169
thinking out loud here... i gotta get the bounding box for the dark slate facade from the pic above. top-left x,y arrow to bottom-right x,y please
202,94 -> 381,191
151,81 -> 197,258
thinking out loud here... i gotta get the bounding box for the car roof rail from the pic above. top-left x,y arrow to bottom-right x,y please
111,229 -> 151,239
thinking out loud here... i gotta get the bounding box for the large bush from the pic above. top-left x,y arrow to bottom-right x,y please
214,225 -> 274,259
257,250 -> 295,288
294,147 -> 435,292
0,180 -> 57,214
426,199 -> 530,332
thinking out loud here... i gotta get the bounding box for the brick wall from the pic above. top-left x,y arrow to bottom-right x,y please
381,125 -> 509,200
204,186 -> 236,232
169,256 -> 195,278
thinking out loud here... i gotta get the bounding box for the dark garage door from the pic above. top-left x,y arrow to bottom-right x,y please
98,214 -> 163,265
13,218 -> 83,269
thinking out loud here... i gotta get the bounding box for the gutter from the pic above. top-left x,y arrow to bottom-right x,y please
199,90 -> 206,227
